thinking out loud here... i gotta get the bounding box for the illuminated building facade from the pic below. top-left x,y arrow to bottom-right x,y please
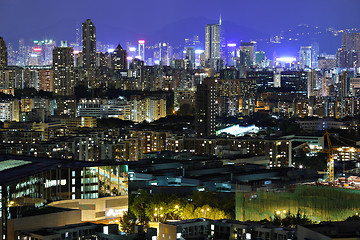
0,155 -> 128,239
205,24 -> 220,68
0,37 -> 7,68
195,78 -> 216,137
299,46 -> 312,69
138,40 -> 145,61
53,46 -> 75,96
111,44 -> 127,70
82,19 -> 96,69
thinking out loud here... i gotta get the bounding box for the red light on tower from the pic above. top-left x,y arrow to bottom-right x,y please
138,40 -> 145,44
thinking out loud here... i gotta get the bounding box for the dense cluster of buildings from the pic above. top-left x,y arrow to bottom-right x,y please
0,17 -> 360,240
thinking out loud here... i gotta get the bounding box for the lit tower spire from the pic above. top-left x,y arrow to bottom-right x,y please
219,14 -> 222,26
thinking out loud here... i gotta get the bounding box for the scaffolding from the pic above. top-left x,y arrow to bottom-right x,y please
236,184 -> 360,222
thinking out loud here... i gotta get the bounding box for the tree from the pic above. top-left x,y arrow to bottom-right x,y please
120,211 -> 137,233
345,214 -> 360,222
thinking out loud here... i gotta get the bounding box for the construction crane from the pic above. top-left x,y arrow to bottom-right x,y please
302,131 -> 335,182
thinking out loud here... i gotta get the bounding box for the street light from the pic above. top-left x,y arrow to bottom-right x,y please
155,207 -> 163,222
175,205 -> 180,220
201,208 -> 210,218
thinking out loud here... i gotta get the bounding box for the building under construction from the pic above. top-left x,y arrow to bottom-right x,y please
236,184 -> 360,222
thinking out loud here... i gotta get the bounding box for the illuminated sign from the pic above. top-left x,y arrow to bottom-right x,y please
33,48 -> 42,52
73,50 -> 80,54
138,40 -> 145,44
106,208 -> 126,217
227,43 -> 237,47
129,47 -> 136,52
195,50 -> 204,54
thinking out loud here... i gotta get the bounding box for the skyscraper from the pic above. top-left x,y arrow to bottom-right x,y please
185,46 -> 195,69
0,37 -> 7,68
240,42 -> 255,65
138,40 -> 145,61
205,24 -> 220,67
311,42 -> 319,68
111,44 -> 127,70
53,47 -> 75,96
350,32 -> 360,67
195,78 -> 216,137
342,31 -> 350,51
82,19 -> 96,69
299,46 -> 312,69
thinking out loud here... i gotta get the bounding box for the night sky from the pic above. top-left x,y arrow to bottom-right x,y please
1,0 -> 360,48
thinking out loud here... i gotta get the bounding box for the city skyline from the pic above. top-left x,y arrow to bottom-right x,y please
1,0 -> 360,47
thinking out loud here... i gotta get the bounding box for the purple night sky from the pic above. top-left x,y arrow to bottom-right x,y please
1,0 -> 360,52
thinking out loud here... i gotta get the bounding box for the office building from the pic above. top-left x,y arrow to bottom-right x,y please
195,78 -> 216,137
138,40 -> 145,61
311,42 -> 319,68
53,47 -> 75,96
226,43 -> 237,66
185,46 -> 195,69
0,37 -> 7,68
240,42 -> 255,65
205,24 -> 220,68
0,154 -> 129,239
82,19 -> 96,69
255,51 -> 266,67
299,46 -> 312,69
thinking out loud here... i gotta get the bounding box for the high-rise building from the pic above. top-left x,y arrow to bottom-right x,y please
350,32 -> 360,67
336,48 -> 349,68
38,69 -> 53,92
205,24 -> 220,67
138,40 -> 145,61
0,36 -> 7,68
82,19 -> 96,69
311,42 -> 319,68
53,47 -> 75,96
255,51 -> 266,67
240,42 -> 255,65
111,44 -> 127,70
307,70 -> 317,98
225,43 -> 237,66
185,46 -> 195,69
159,42 -> 170,66
299,46 -> 312,69
342,32 -> 350,51
195,78 -> 216,137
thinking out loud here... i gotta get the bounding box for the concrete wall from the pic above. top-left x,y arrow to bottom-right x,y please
7,209 -> 82,240
48,195 -> 128,221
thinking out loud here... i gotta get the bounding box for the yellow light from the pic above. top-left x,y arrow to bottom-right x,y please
160,207 -> 163,210
154,213 -> 157,216
283,210 -> 286,214
155,208 -> 158,211
207,208 -> 210,211
201,209 -> 204,212
276,211 -> 281,215
160,214 -> 164,217
175,205 -> 179,209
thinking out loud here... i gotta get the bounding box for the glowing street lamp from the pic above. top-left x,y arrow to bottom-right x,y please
175,205 -> 180,220
201,208 -> 210,218
155,207 -> 163,222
